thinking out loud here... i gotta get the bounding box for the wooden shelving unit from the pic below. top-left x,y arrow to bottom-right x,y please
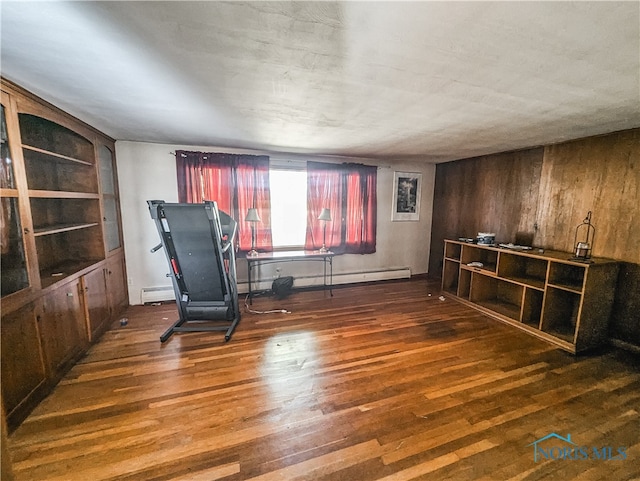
20,112 -> 105,284
1,79 -> 128,431
441,240 -> 619,353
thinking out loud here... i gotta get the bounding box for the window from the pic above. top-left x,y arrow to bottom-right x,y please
305,161 -> 377,254
176,152 -> 376,255
269,168 -> 307,248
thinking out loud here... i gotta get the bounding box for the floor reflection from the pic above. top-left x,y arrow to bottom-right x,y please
258,330 -> 324,426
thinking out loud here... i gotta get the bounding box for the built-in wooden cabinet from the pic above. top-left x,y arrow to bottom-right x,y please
81,255 -> 127,342
106,255 -> 128,315
0,302 -> 46,421
40,279 -> 88,374
20,102 -> 105,287
0,79 -> 128,430
98,143 -> 122,253
82,267 -> 110,342
442,240 -> 618,353
1,94 -> 32,299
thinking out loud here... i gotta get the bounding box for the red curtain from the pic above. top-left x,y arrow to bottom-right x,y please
305,162 -> 377,254
306,165 -> 342,251
176,151 -> 272,253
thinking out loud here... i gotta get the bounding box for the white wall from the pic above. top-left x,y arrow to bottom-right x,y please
116,141 -> 436,305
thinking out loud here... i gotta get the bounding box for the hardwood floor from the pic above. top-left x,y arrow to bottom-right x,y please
6,278 -> 640,480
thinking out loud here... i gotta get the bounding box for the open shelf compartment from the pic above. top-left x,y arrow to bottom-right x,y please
442,258 -> 460,295
541,286 -> 581,343
522,287 -> 544,328
458,268 -> 471,299
497,252 -> 548,289
470,274 -> 523,321
461,244 -> 498,273
23,147 -> 98,193
30,198 -> 102,234
19,113 -> 94,164
548,261 -> 586,292
35,226 -> 105,287
444,241 -> 462,260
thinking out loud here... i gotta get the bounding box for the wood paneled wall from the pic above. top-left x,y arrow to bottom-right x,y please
429,128 -> 640,347
536,129 -> 640,261
429,148 -> 544,273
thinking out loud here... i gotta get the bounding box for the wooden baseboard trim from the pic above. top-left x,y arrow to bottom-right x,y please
610,337 -> 640,354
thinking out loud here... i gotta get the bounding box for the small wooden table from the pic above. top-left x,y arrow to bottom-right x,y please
243,250 -> 335,304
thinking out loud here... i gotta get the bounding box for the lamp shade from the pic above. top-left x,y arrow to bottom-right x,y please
245,208 -> 261,222
318,208 -> 332,221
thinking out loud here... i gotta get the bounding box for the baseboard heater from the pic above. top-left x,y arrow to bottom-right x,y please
140,267 -> 411,304
140,286 -> 175,304
237,267 -> 412,294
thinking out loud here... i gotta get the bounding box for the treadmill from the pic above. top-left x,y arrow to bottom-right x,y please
147,200 -> 241,342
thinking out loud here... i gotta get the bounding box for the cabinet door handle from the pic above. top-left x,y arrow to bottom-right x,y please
24,227 -> 30,234
36,315 -> 41,322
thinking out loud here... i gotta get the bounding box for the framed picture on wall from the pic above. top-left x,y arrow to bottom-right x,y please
391,171 -> 422,221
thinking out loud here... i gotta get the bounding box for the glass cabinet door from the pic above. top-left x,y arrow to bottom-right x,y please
1,103 -> 30,296
98,144 -> 121,252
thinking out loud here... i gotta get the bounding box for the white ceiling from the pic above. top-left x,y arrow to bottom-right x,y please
1,1 -> 639,163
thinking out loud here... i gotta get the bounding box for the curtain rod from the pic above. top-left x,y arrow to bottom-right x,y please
170,151 -> 391,169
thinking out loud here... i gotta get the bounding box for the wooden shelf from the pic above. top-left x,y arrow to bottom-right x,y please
28,190 -> 100,199
441,239 -> 618,353
21,113 -> 104,284
501,275 -> 545,290
39,260 -> 99,289
22,144 -> 93,166
2,79 -> 128,433
33,222 -> 100,237
475,299 -> 521,321
547,282 -> 582,294
461,264 -> 497,275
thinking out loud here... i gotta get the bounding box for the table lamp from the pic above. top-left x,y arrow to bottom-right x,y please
246,208 -> 261,257
318,208 -> 331,253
